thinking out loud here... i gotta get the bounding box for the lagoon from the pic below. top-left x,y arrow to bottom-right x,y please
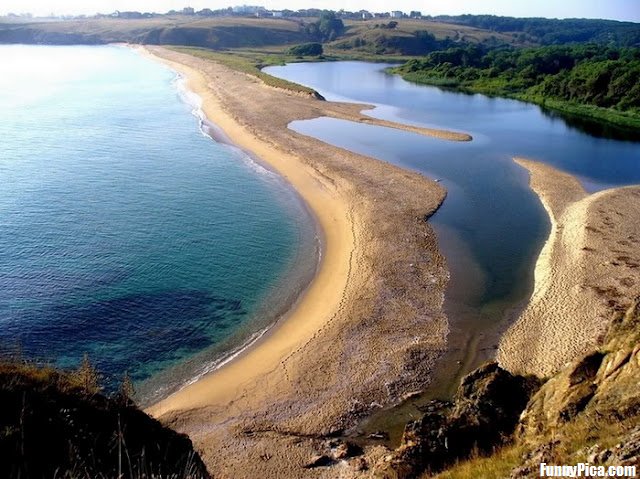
265,61 -> 640,394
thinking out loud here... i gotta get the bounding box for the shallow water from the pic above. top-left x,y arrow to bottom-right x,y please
0,45 -> 317,399
264,61 -> 640,439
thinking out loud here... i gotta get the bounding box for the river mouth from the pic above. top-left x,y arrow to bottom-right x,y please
264,60 -> 640,445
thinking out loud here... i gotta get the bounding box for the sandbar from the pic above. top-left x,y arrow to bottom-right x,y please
140,46 -> 454,477
499,158 -> 640,377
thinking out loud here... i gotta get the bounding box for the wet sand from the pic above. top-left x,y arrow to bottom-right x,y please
499,158 -> 640,377
140,46 -> 459,477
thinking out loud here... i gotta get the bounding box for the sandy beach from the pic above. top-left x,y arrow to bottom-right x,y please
138,46 -> 465,477
499,158 -> 640,377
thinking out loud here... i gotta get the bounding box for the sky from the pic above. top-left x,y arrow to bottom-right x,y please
1,0 -> 639,22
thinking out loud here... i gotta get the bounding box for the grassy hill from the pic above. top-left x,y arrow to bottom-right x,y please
0,16 -> 309,48
327,18 -> 520,55
373,299 -> 640,478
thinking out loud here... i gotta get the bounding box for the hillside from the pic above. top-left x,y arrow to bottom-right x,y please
4,14 -> 638,54
430,15 -> 640,47
327,19 -> 518,55
426,297 -> 640,479
0,360 -> 210,478
365,297 -> 640,479
393,43 -> 640,130
0,16 -> 309,48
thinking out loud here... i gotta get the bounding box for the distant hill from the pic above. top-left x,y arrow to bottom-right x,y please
0,16 -> 309,49
2,14 -> 638,54
430,15 -> 640,47
328,18 -> 518,55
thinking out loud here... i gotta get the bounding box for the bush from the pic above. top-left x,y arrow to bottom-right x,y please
288,42 -> 323,56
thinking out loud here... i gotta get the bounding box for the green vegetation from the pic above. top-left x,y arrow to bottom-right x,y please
288,42 -> 323,56
304,10 -> 344,41
170,46 -> 323,97
394,44 -> 640,129
0,357 -> 210,478
429,15 -> 640,47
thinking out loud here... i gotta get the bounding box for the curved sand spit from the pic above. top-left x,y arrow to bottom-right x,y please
135,48 -> 640,476
499,158 -> 640,378
140,46 -> 458,477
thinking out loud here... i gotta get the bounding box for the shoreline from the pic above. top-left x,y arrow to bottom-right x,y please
141,50 -> 357,417
136,71 -> 323,406
136,46 -> 452,477
499,158 -> 640,377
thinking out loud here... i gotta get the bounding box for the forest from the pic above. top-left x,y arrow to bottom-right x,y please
394,43 -> 640,129
429,15 -> 640,47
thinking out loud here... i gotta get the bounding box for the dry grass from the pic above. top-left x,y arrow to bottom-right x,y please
427,445 -> 525,479
342,19 -> 517,44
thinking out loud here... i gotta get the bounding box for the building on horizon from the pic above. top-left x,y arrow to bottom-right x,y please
232,5 -> 266,15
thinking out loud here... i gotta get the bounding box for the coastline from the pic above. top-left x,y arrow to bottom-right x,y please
499,158 -> 640,377
137,72 -> 322,406
142,49 -> 357,416
138,46 -> 455,477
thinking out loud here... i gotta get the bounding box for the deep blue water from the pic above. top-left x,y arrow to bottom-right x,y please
264,61 -> 640,372
0,45 -> 317,397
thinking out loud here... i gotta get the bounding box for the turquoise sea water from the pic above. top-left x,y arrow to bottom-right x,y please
0,45 -> 317,400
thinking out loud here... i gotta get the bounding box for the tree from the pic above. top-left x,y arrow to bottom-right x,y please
317,10 -> 344,41
288,42 -> 323,56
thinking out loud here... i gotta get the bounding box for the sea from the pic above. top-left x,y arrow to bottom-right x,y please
0,44 -> 318,402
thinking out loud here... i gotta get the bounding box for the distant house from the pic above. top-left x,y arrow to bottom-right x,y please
113,11 -> 143,19
360,10 -> 373,20
270,10 -> 283,17
409,10 -> 422,19
232,5 -> 265,15
183,7 -> 195,15
390,11 -> 403,18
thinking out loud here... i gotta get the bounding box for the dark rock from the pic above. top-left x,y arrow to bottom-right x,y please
333,441 -> 364,459
377,362 -> 541,479
303,454 -> 334,468
569,351 -> 604,386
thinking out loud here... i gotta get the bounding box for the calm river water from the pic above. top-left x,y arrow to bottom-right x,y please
265,61 -> 640,438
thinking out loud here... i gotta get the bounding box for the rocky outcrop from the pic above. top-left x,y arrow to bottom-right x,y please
519,299 -> 640,440
376,363 -> 541,478
508,299 -> 640,478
